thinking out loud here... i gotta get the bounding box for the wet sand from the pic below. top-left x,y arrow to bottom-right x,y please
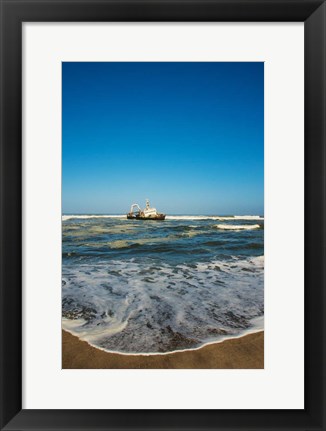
62,330 -> 264,369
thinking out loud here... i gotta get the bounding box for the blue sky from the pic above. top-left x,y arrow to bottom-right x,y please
62,62 -> 264,215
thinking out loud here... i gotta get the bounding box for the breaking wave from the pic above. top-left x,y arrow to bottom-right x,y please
157,215 -> 264,221
215,224 -> 261,230
62,215 -> 124,221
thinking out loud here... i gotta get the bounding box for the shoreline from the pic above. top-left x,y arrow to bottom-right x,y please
62,319 -> 263,357
62,329 -> 264,369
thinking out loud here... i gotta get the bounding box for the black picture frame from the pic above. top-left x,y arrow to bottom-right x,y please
1,0 -> 325,430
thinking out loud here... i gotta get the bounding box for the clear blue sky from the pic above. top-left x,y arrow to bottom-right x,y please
62,62 -> 264,215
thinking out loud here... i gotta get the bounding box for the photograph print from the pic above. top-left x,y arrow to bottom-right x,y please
62,62 -> 264,369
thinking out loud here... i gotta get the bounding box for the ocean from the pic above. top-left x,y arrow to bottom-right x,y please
62,215 -> 264,354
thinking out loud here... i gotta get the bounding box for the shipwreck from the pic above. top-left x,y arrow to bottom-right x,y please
127,199 -> 166,220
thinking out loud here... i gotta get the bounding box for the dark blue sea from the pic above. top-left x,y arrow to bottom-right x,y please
62,215 -> 264,354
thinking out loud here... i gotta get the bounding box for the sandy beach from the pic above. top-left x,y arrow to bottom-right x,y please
62,330 -> 264,369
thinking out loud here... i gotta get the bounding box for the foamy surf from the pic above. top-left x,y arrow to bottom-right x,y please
62,255 -> 264,354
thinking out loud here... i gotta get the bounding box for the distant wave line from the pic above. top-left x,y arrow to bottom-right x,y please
62,215 -> 125,221
62,214 -> 264,221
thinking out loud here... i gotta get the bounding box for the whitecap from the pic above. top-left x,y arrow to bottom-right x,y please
215,224 -> 261,230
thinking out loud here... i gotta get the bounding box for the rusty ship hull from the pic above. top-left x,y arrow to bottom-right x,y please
127,213 -> 166,220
